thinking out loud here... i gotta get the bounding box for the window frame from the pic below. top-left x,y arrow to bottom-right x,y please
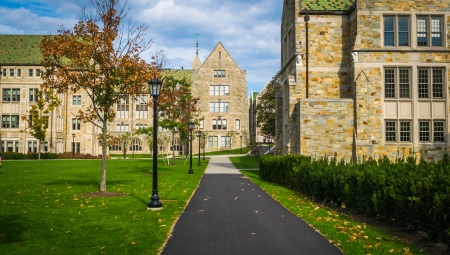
72,118 -> 81,130
417,16 -> 443,47
383,15 -> 410,47
384,67 -> 411,99
72,95 -> 82,105
385,120 -> 412,143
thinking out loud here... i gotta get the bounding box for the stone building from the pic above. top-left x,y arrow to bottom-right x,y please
191,42 -> 249,153
278,0 -> 449,160
0,35 -> 248,155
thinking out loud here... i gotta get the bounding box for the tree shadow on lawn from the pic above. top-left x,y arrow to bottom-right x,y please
0,214 -> 27,244
44,180 -> 134,189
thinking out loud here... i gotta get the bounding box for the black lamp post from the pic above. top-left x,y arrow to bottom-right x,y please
202,134 -> 206,160
147,75 -> 163,211
268,136 -> 271,155
72,133 -> 75,159
197,131 -> 201,166
240,135 -> 243,154
188,121 -> 194,174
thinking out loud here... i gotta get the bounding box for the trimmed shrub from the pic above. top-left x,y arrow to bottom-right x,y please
259,153 -> 450,247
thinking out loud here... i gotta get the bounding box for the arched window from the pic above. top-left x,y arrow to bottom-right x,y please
130,139 -> 142,151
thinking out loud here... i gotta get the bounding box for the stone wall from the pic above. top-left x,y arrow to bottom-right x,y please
299,99 -> 354,159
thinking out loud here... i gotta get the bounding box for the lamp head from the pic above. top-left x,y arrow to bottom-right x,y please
148,75 -> 163,98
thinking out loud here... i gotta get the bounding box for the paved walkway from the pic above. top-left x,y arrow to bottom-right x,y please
161,157 -> 343,255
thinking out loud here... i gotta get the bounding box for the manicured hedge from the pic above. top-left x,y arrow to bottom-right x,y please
1,152 -> 100,160
259,154 -> 450,247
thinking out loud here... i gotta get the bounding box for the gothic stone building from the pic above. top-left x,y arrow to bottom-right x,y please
0,35 -> 248,155
277,0 -> 449,160
191,42 -> 249,153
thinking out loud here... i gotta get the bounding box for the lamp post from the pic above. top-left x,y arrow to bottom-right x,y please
240,135 -> 243,154
147,75 -> 163,210
188,121 -> 194,174
72,133 -> 75,159
197,131 -> 201,166
268,136 -> 271,155
202,134 -> 206,160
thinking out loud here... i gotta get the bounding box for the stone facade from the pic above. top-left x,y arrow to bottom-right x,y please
0,36 -> 249,156
278,0 -> 450,160
191,42 -> 249,153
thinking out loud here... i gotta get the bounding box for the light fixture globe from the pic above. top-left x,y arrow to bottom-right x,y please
148,76 -> 163,98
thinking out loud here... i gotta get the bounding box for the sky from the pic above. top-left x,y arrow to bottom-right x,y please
0,0 -> 282,94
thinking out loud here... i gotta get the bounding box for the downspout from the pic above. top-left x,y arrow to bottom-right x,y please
304,13 -> 310,98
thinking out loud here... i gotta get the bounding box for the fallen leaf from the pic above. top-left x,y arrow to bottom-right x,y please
255,211 -> 258,213
250,233 -> 255,235
234,197 -> 238,200
389,249 -> 394,253
199,210 -> 205,213
131,242 -> 135,245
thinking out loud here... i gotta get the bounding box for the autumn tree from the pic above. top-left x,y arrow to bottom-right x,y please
39,0 -> 154,193
158,70 -> 199,164
256,73 -> 280,139
22,89 -> 61,159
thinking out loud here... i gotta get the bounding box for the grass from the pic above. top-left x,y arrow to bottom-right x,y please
0,159 -> 208,254
229,155 -> 260,169
231,157 -> 425,255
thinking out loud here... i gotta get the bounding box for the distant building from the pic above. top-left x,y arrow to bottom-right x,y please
0,35 -> 248,155
248,91 -> 259,144
278,0 -> 449,160
191,42 -> 249,153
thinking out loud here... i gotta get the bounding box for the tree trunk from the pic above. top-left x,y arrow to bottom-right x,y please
100,118 -> 107,193
171,130 -> 175,165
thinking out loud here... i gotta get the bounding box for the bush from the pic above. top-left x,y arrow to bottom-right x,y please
259,153 -> 450,247
1,152 -> 25,160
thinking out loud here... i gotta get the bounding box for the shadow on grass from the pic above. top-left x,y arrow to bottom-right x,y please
0,214 -> 26,244
44,180 -> 133,187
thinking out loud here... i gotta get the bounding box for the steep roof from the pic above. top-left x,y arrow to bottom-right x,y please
0,35 -> 45,65
198,42 -> 243,72
301,0 -> 354,11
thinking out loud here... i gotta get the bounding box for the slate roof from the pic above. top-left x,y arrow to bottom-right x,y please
0,35 -> 45,65
301,0 -> 354,11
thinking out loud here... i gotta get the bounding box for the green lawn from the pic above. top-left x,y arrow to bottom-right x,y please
230,156 -> 425,255
0,159 -> 207,254
229,155 -> 259,169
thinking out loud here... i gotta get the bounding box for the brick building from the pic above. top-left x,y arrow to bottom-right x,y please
278,0 -> 449,160
0,35 -> 248,155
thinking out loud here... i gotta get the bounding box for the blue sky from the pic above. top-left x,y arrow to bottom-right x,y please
0,0 -> 282,94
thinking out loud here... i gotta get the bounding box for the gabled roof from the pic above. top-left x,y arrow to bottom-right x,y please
198,42 -> 243,72
0,35 -> 45,65
301,0 -> 354,11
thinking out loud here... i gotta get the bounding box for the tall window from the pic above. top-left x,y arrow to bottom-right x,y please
9,68 -> 14,77
28,68 -> 33,77
214,70 -> 226,78
29,88 -> 39,102
384,16 -> 409,47
36,68 -> 41,77
210,102 -> 229,112
419,121 -> 444,142
221,136 -> 231,147
208,136 -> 218,147
2,115 -> 19,128
117,123 -> 129,132
72,118 -> 81,130
418,68 -> 443,99
384,68 -> 410,98
130,139 -> 142,151
135,95 -> 148,119
72,95 -> 82,105
28,141 -> 38,153
2,88 -> 20,102
212,119 -> 227,130
72,142 -> 81,153
135,124 -> 148,130
210,85 -> 230,96
385,121 -> 411,143
2,68 -> 6,77
417,16 -> 442,47
109,141 -> 122,151
117,96 -> 129,118
235,119 -> 240,130
17,68 -> 21,77
199,120 -> 204,129
1,141 -> 19,152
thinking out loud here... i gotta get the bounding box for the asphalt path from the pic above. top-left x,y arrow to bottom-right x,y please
161,156 -> 343,255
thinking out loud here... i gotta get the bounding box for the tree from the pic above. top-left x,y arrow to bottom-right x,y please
22,89 -> 61,159
39,0 -> 154,193
118,131 -> 132,159
256,73 -> 280,139
158,70 -> 199,164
